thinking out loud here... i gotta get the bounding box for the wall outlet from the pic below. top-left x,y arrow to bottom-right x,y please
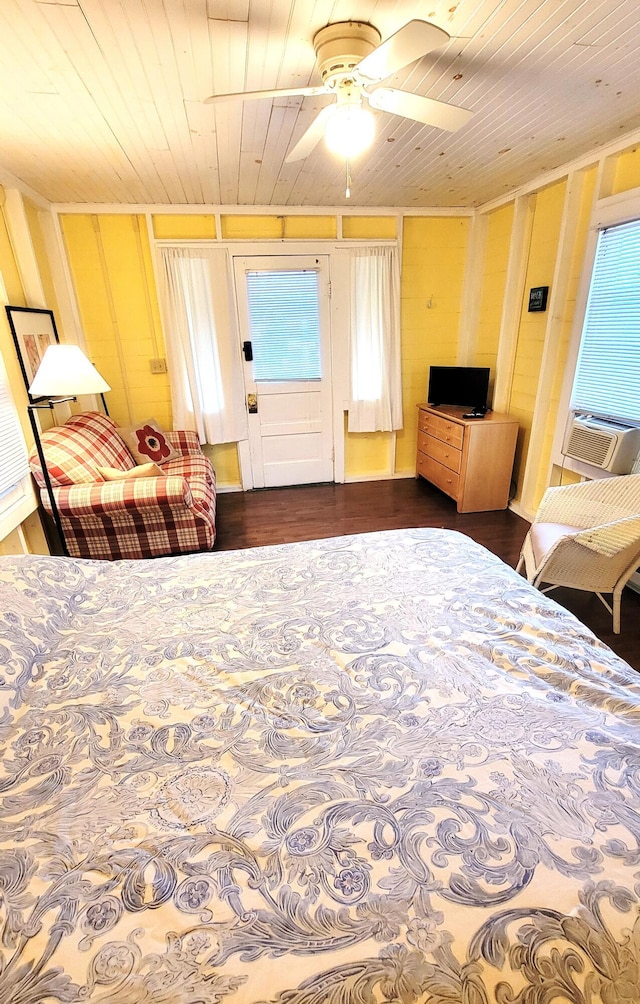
150,358 -> 167,374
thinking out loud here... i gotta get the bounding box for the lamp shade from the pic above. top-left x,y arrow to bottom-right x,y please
29,344 -> 110,397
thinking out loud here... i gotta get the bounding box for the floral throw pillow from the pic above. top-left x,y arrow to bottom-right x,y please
117,419 -> 180,465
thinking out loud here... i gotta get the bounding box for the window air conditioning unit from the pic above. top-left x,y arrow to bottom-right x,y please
563,415 -> 640,473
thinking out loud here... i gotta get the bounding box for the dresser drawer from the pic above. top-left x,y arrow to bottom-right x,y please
417,451 -> 460,500
418,410 -> 464,449
417,431 -> 462,474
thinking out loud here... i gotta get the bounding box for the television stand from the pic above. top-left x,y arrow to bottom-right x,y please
415,404 -> 518,512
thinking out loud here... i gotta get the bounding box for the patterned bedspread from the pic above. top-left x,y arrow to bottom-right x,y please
1,528 -> 640,1004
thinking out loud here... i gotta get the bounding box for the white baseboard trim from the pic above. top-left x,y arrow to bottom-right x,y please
345,471 -> 414,484
219,472 -> 421,490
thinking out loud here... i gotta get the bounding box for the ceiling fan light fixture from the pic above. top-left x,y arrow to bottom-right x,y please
324,103 -> 375,159
208,18 -> 472,166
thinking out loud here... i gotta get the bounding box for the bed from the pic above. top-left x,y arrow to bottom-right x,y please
1,527 -> 639,1003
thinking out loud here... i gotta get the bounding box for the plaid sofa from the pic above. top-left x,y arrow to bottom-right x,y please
29,412 -> 216,560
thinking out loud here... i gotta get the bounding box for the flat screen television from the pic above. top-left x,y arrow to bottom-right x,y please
427,366 -> 490,412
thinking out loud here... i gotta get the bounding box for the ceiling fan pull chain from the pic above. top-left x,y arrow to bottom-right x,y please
345,158 -> 351,199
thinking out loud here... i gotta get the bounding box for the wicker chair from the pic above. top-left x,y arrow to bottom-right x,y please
516,474 -> 640,633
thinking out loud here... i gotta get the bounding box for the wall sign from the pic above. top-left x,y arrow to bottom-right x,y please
528,286 -> 549,312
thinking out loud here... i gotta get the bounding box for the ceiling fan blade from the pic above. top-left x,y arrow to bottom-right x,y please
367,87 -> 472,131
357,20 -> 450,82
205,86 -> 326,104
285,105 -> 335,163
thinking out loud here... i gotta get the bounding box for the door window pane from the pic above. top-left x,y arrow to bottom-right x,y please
245,269 -> 321,381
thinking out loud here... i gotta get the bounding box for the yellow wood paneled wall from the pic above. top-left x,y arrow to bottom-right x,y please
475,203 -> 514,378
60,214 -> 169,427
0,188 -> 28,439
395,216 -> 469,473
0,189 -> 25,307
342,217 -> 397,239
534,167 -> 598,498
23,200 -> 61,319
153,215 -> 217,239
508,180 -> 567,498
219,216 -> 337,240
612,146 -> 640,195
343,216 -> 398,479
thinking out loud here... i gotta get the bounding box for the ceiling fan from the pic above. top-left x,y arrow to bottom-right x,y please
205,19 -> 473,163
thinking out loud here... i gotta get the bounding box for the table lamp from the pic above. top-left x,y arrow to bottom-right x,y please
27,344 -> 111,556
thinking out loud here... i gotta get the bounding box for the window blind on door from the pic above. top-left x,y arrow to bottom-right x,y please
571,218 -> 640,425
245,270 -> 321,381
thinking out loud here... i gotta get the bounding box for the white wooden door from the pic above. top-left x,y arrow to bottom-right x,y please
234,255 -> 334,488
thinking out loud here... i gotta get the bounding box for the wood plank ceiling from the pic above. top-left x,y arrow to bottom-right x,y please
0,0 -> 639,208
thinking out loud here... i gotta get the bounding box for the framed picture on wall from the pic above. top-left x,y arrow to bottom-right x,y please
5,305 -> 60,400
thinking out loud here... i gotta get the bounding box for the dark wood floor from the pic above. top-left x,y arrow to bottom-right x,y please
215,477 -> 640,673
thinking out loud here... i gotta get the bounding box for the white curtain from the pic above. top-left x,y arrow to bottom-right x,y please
348,245 -> 403,433
160,247 -> 247,445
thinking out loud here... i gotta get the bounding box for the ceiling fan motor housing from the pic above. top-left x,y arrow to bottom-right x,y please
313,21 -> 381,87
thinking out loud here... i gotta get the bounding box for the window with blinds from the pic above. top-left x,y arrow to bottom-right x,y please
245,269 -> 321,381
571,218 -> 640,426
0,368 -> 29,508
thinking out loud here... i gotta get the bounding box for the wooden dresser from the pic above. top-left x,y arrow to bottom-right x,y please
416,404 -> 519,512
